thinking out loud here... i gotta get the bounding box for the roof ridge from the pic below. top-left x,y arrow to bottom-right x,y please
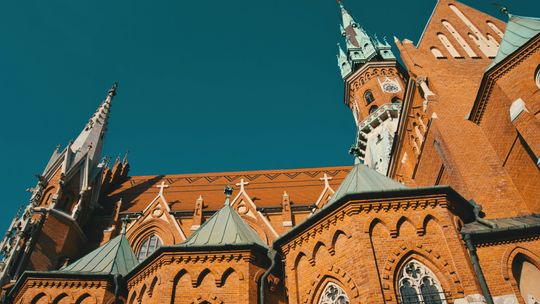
59,233 -> 137,276
125,166 -> 352,179
180,201 -> 265,247
327,163 -> 406,206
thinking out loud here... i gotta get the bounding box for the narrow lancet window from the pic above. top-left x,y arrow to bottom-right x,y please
442,20 -> 478,58
437,34 -> 461,58
430,47 -> 445,59
487,21 -> 504,38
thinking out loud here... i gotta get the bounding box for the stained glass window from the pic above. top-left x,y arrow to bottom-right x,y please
398,260 -> 446,304
318,282 -> 350,304
137,235 -> 162,262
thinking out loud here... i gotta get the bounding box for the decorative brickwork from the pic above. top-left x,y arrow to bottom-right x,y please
3,1 -> 540,304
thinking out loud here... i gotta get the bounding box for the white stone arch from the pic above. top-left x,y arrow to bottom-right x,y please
397,259 -> 447,304
317,282 -> 350,304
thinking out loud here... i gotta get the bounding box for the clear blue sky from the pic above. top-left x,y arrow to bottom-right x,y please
0,0 -> 537,232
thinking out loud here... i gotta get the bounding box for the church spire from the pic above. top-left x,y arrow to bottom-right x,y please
69,82 -> 117,172
336,1 -> 396,73
338,1 -> 376,64
337,43 -> 352,79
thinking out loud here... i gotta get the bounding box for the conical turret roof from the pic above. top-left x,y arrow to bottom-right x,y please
180,187 -> 266,248
58,232 -> 137,276
327,159 -> 406,206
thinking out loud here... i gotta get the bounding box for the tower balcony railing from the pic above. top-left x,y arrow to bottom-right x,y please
357,102 -> 401,136
354,102 -> 401,164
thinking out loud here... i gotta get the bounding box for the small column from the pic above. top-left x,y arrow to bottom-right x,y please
191,195 -> 204,231
417,76 -> 435,112
282,192 -> 293,227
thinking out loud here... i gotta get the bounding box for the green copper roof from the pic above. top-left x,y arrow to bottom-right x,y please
58,233 -> 137,276
327,160 -> 406,206
488,14 -> 540,69
180,197 -> 266,248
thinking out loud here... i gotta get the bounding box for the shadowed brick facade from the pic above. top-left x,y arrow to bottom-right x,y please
1,1 -> 540,303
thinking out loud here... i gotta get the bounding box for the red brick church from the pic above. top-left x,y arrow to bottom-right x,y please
1,0 -> 540,303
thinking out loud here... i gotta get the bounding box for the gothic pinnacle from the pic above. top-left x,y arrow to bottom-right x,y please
224,185 -> 233,206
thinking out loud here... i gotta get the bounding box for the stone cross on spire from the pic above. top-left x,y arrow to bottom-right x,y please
236,179 -> 249,191
320,173 -> 333,187
156,181 -> 169,196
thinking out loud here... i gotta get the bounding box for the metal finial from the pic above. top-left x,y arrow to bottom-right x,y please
122,150 -> 130,165
120,215 -> 129,235
349,142 -> 364,165
492,3 -> 509,16
108,82 -> 118,97
224,185 -> 233,206
348,143 -> 361,158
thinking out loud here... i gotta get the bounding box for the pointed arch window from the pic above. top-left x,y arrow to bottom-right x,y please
398,260 -> 446,304
137,234 -> 162,262
535,66 -> 540,89
364,90 -> 375,105
318,282 -> 350,304
512,254 -> 540,304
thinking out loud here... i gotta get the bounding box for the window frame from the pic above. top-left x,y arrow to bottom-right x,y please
136,234 -> 162,262
317,281 -> 350,304
397,259 -> 447,304
364,90 -> 375,105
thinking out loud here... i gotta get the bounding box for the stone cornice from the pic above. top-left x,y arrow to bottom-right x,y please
344,61 -> 405,105
280,194 -> 448,255
127,250 -> 256,288
25,277 -> 107,289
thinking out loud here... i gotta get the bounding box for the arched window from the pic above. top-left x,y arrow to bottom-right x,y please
437,33 -> 461,58
535,66 -> 540,89
486,21 -> 504,38
369,105 -> 379,114
441,20 -> 477,58
318,282 -> 350,304
392,97 -> 402,104
137,235 -> 162,262
512,254 -> 540,304
364,90 -> 375,105
398,260 -> 446,304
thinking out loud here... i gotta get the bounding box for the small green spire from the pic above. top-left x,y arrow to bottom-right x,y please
224,185 -> 233,206
349,143 -> 363,165
120,215 -> 129,235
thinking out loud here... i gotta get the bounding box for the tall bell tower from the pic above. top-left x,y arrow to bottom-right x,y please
0,83 -> 128,287
337,1 -> 407,175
